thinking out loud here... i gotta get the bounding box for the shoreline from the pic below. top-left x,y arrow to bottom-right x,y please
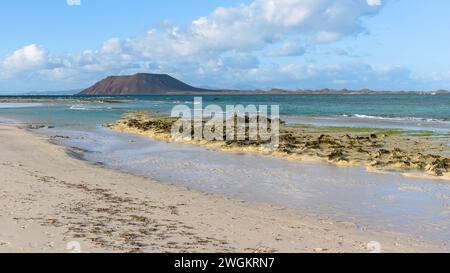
1,123 -> 447,253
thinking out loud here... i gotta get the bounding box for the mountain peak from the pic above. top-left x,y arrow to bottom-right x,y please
79,73 -> 208,95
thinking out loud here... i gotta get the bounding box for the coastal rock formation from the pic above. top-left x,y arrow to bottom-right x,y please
107,111 -> 450,178
79,73 -> 209,95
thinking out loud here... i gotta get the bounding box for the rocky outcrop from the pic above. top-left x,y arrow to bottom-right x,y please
107,111 -> 450,177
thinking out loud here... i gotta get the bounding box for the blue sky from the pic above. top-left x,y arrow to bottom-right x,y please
1,0 -> 450,93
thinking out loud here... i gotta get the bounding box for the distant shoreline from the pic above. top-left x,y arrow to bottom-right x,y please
1,89 -> 450,96
159,89 -> 450,95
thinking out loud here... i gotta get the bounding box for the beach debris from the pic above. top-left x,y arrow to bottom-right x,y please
245,246 -> 277,253
0,241 -> 11,247
313,247 -> 329,252
22,124 -> 55,130
51,135 -> 71,139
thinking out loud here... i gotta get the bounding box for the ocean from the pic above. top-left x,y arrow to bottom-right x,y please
1,94 -> 450,131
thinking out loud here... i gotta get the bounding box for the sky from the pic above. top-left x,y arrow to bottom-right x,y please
1,0 -> 450,93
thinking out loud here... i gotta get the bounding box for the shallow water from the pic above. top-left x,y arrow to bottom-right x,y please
40,127 -> 450,244
285,116 -> 450,133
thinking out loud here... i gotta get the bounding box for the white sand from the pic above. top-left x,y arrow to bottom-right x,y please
0,124 -> 446,253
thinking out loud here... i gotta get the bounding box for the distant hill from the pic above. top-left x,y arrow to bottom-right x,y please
78,73 -> 210,95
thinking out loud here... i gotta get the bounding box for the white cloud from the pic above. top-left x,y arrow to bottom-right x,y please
367,0 -> 382,6
315,31 -> 343,43
67,0 -> 81,6
1,44 -> 47,78
430,71 -> 450,82
231,62 -> 416,90
268,42 -> 306,57
222,53 -> 260,69
92,0 -> 385,64
101,38 -> 123,54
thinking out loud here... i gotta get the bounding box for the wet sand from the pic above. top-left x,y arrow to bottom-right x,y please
42,126 -> 450,244
0,124 -> 447,253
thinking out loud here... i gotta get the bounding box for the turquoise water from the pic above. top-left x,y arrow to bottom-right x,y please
1,94 -> 450,130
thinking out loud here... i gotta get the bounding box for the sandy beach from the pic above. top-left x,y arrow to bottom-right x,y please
0,123 -> 447,253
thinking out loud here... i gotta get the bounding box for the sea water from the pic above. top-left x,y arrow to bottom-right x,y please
0,94 -> 450,130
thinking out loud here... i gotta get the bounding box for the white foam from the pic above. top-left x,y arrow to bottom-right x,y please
348,114 -> 445,123
0,103 -> 42,109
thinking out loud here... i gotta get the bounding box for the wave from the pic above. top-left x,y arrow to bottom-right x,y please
70,104 -> 113,111
0,103 -> 43,109
339,114 -> 449,123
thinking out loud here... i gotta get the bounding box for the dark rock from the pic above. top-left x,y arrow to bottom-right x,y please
328,149 -> 348,162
